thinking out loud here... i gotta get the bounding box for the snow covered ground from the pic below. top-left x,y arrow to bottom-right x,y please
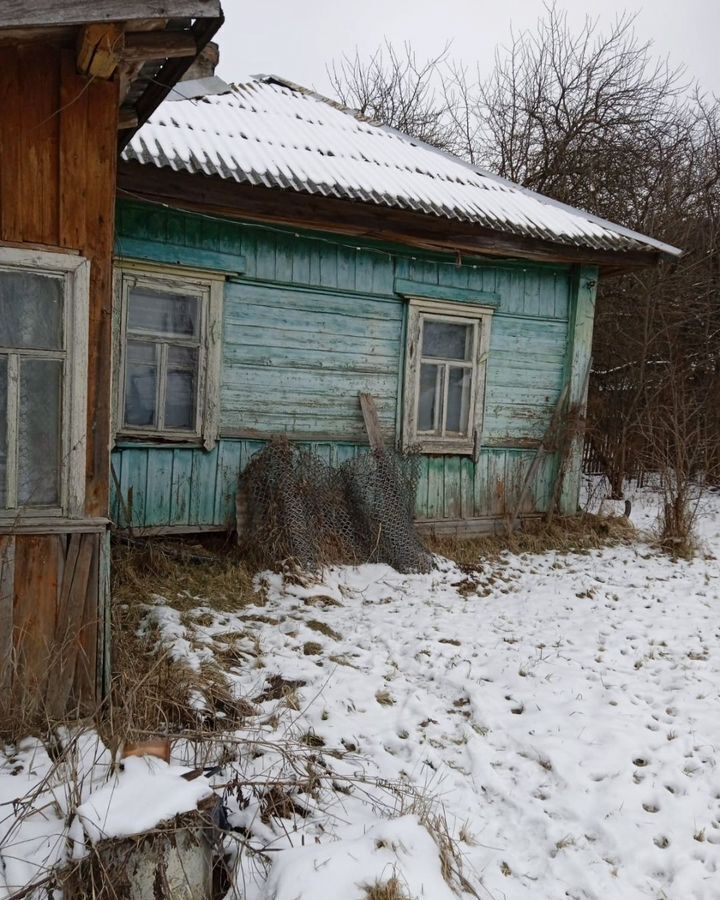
2,482 -> 720,899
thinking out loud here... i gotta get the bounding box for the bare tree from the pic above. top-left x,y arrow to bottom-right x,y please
328,6 -> 720,546
327,42 -> 458,151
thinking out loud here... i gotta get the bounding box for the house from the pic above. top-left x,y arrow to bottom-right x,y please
0,2 -> 224,715
110,75 -> 681,540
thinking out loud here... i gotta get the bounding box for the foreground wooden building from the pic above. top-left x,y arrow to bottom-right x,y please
0,2 -> 223,715
110,75 -> 681,537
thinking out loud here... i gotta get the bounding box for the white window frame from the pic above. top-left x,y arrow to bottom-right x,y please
0,246 -> 89,520
114,262 -> 223,450
403,298 -> 493,455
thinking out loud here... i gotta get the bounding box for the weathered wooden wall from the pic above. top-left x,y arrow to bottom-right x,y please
112,200 -> 595,533
0,45 -> 117,712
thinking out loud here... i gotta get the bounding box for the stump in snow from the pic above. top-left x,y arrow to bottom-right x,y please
66,800 -> 222,900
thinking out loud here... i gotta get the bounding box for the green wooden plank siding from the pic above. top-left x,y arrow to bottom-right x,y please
113,200 -> 593,531
110,442 -> 560,529
222,281 -> 403,439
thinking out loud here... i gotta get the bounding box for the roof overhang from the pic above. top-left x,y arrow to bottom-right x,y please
0,2 -> 224,149
0,2 -> 222,29
118,161 -> 673,275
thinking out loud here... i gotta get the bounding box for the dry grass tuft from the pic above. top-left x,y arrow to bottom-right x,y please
112,536 -> 258,612
363,876 -> 411,900
104,537 -> 261,742
306,619 -> 342,640
427,513 -> 635,568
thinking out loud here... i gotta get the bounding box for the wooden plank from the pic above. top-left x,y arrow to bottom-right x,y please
19,44 -> 60,245
0,518 -> 109,535
59,49 -> 89,249
359,394 -> 385,451
426,458 -> 444,519
0,2 -> 222,28
121,31 -> 196,62
488,451 -> 506,516
122,449 -> 148,527
443,456 -> 462,519
506,382 -> 570,532
45,533 -> 86,716
74,534 -> 100,713
170,448 -> 193,525
559,267 -> 597,515
224,280 -> 404,319
189,445 -> 219,524
417,514 -> 543,536
13,535 -> 61,699
472,451 -> 489,517
0,47 -> 21,242
115,236 -> 245,273
394,277 -> 500,306
0,536 -> 15,693
97,531 -> 112,698
213,441 -> 242,527
83,73 -> 119,516
145,450 -> 174,526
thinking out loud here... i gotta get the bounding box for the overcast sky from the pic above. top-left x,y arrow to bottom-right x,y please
216,0 -> 719,97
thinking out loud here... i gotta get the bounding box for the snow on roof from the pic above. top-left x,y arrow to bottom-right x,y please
123,75 -> 681,260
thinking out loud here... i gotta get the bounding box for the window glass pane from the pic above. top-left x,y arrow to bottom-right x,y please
127,287 -> 199,338
418,363 -> 442,433
124,340 -> 158,427
446,367 -> 472,434
165,346 -> 198,430
422,320 -> 471,361
0,270 -> 63,350
18,359 -> 61,507
0,357 -> 6,507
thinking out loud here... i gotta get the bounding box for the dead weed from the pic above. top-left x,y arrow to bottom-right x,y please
427,513 -> 635,568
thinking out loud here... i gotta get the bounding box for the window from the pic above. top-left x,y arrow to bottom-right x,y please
0,248 -> 89,518
116,265 -> 222,448
403,299 -> 493,455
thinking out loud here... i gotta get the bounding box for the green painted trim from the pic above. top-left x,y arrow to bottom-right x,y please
227,274 -> 400,303
559,265 -> 598,515
115,235 -> 246,274
394,277 -> 501,306
114,441 -> 205,450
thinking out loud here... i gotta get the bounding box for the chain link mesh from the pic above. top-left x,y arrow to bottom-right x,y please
239,439 -> 433,574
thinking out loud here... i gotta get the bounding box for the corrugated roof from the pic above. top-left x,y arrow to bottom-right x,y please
122,75 -> 681,259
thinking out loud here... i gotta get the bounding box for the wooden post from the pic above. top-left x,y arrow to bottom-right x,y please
559,265 -> 598,515
359,393 -> 385,451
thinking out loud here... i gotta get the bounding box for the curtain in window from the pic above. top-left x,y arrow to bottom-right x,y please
0,357 -> 6,508
124,286 -> 201,433
0,270 -> 65,510
18,359 -> 61,506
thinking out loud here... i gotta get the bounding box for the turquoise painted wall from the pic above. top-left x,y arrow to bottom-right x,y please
112,201 -> 592,530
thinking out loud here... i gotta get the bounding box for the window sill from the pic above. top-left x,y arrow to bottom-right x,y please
115,431 -> 203,447
0,516 -> 110,534
410,438 -> 476,456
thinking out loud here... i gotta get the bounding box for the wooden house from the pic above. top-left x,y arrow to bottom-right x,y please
0,2 -> 224,715
110,75 -> 681,540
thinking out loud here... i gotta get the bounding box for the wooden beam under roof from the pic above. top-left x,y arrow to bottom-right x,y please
76,23 -> 124,78
117,162 -> 667,274
117,13 -> 224,149
0,2 -> 222,29
121,31 -> 197,62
